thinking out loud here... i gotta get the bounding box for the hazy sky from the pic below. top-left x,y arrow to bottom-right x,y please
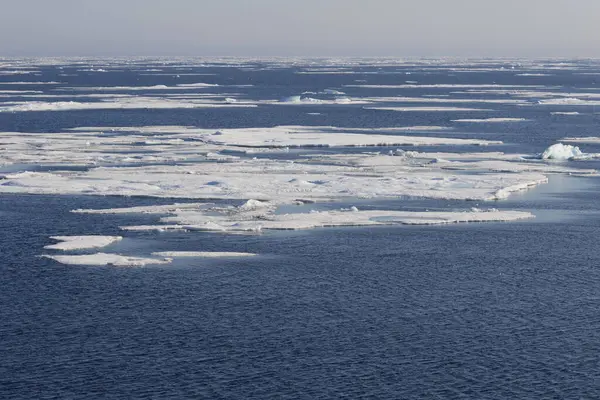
1,0 -> 598,57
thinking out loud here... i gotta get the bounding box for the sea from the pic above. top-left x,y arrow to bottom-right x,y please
2,58 -> 600,399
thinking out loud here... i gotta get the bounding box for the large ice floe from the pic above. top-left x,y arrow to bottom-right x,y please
1,125 -> 588,210
116,206 -> 535,233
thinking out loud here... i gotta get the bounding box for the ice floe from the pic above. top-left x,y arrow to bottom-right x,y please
44,235 -> 122,250
277,95 -> 366,105
0,162 -> 545,202
69,83 -> 219,91
121,207 -> 535,233
42,253 -> 171,266
197,125 -> 500,148
346,84 -> 548,89
358,96 -> 527,105
0,97 -> 257,112
537,98 -> 600,106
0,122 -> 569,206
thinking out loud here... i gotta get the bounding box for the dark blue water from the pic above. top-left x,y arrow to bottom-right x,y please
2,59 -> 600,399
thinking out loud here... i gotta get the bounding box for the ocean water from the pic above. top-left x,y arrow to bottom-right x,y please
2,59 -> 600,399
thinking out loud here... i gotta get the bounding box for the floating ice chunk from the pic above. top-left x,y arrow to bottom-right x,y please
151,251 -> 257,258
44,235 -> 122,250
540,143 -> 583,160
43,253 -> 172,266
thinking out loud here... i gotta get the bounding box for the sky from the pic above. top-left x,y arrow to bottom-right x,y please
0,0 -> 598,57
